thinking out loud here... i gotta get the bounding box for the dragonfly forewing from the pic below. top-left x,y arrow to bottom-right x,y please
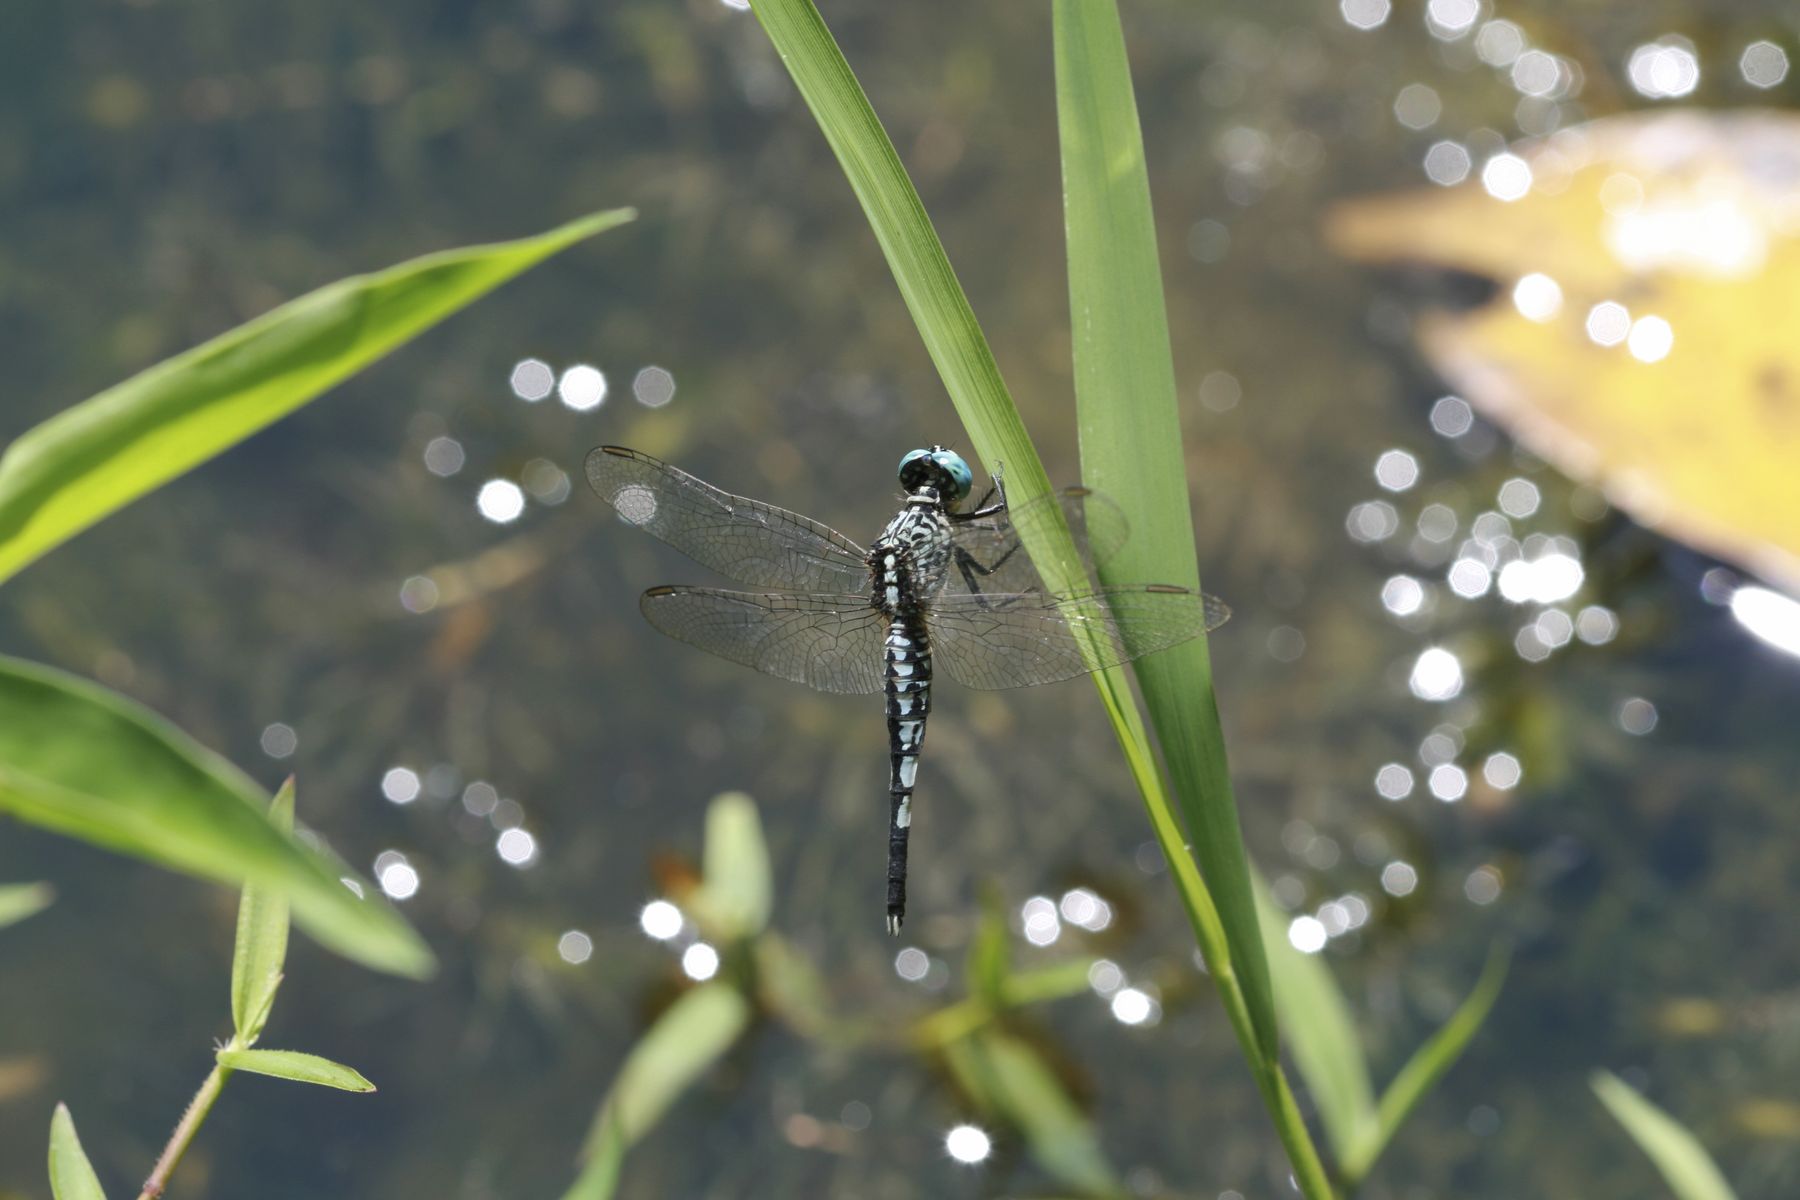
586,446 -> 871,593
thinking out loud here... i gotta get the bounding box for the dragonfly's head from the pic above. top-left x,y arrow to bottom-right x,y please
898,446 -> 973,503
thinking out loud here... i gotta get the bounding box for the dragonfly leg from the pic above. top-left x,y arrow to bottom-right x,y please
951,542 -> 1026,607
952,465 -> 1008,522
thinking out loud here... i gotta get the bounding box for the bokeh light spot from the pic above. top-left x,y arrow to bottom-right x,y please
557,364 -> 607,411
509,358 -> 555,401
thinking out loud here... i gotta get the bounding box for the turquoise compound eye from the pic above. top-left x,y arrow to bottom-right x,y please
932,450 -> 973,500
898,448 -> 931,478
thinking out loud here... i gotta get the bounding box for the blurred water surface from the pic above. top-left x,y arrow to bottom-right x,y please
2,1 -> 1798,1197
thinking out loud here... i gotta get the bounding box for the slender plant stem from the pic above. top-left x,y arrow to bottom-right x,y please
138,1060 -> 234,1200
1130,739 -> 1336,1199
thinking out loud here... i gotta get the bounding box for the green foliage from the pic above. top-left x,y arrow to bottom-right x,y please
1259,879 -> 1509,1187
694,791 -> 772,939
231,780 -> 296,1044
743,0 -> 1331,1190
1345,946 -> 1509,1183
47,1104 -> 108,1200
45,776 -> 378,1198
942,1029 -> 1120,1198
0,881 -> 55,929
215,1049 -> 376,1093
0,209 -> 633,585
567,984 -> 754,1200
1052,0 -> 1278,1064
1593,1071 -> 1739,1200
0,655 -> 431,978
1256,882 -> 1379,1158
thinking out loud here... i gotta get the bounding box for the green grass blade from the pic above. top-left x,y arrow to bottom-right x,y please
48,1103 -> 108,1200
697,791 -> 772,939
1052,0 -> 1275,1064
0,655 -> 432,979
744,0 -> 1055,512
216,1048 -> 376,1093
230,778 -> 296,1043
0,881 -> 55,929
1592,1071 -> 1739,1200
0,209 -> 633,586
1255,880 -> 1376,1161
567,982 -> 753,1200
1342,946 -> 1510,1184
943,1029 -> 1121,1197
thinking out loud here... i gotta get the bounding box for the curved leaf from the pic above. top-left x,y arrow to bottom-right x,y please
0,655 -> 432,978
0,881 -> 54,929
1342,946 -> 1509,1184
230,779 -> 296,1042
0,208 -> 633,585
943,1029 -> 1119,1197
1255,879 -> 1376,1162
1593,1070 -> 1738,1200
696,792 -> 771,938
216,1048 -> 375,1093
48,1103 -> 108,1200
567,983 -> 752,1200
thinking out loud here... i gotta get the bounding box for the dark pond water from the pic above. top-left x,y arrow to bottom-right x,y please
3,1 -> 1798,1197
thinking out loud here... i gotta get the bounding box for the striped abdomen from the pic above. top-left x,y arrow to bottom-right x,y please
884,617 -> 931,934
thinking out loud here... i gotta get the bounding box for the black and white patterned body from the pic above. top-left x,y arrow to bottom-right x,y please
871,492 -> 955,934
585,443 -> 1231,935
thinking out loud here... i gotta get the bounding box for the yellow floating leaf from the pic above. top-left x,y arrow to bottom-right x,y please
1329,110 -> 1800,593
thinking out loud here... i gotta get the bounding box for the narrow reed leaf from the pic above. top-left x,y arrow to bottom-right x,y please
1053,0 -> 1276,1064
697,792 -> 772,938
0,209 -> 633,585
1343,946 -> 1510,1184
569,983 -> 752,1200
48,1103 -> 108,1200
1592,1071 -> 1739,1200
0,881 -> 54,929
1255,880 -> 1377,1161
216,1049 -> 376,1093
943,1029 -> 1120,1197
0,656 -> 432,978
231,778 -> 296,1042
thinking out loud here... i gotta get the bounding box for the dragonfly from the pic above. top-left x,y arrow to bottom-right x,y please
585,444 -> 1230,934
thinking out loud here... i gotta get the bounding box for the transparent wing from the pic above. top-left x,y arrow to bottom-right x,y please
586,446 -> 871,592
927,585 -> 1230,690
943,487 -> 1129,597
639,587 -> 887,695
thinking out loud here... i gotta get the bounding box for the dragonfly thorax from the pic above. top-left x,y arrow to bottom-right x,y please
870,503 -> 954,617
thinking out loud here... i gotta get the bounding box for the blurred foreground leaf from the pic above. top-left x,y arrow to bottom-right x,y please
0,655 -> 432,978
0,208 -> 634,585
943,1029 -> 1119,1197
0,881 -> 54,929
1329,111 -> 1800,594
567,983 -> 752,1200
48,1104 -> 107,1200
694,792 -> 771,939
216,1049 -> 375,1093
1255,881 -> 1377,1160
1593,1070 -> 1738,1200
230,780 -> 295,1043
